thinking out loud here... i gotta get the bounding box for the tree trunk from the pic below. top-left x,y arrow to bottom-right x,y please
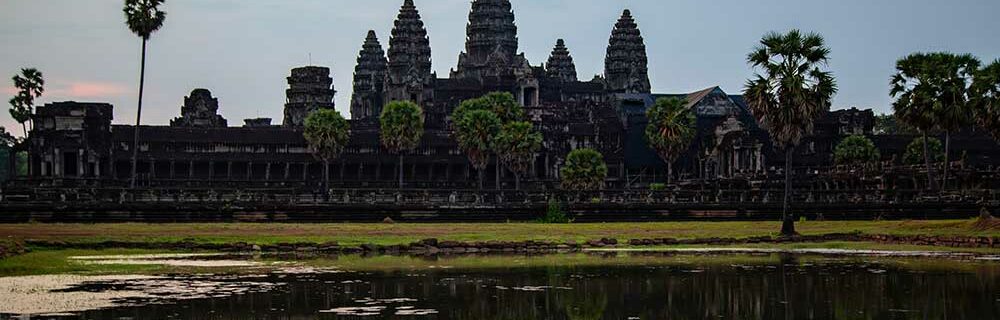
495,160 -> 500,190
21,123 -> 27,140
398,154 -> 404,189
921,131 -> 938,191
130,39 -> 148,189
942,131 -> 951,190
667,161 -> 673,185
780,148 -> 796,236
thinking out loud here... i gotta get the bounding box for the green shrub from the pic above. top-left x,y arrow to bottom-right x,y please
539,199 -> 570,223
649,183 -> 666,191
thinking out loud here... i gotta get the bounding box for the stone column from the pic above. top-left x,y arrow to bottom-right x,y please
265,163 -> 272,181
247,162 -> 253,181
302,163 -> 308,181
150,160 -> 156,179
189,160 -> 194,179
208,161 -> 215,181
169,161 -> 176,179
226,161 -> 233,180
283,163 -> 290,180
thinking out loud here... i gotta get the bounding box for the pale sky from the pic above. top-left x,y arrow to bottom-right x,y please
2,0 -> 999,137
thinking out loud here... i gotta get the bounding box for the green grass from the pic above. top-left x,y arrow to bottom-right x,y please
0,249 -> 182,276
1,220 -> 996,248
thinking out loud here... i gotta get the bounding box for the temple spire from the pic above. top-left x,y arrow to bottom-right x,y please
604,9 -> 651,93
385,0 -> 433,104
452,0 -> 527,80
546,39 -> 578,82
351,30 -> 388,121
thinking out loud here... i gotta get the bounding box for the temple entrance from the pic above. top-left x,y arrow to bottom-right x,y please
63,152 -> 78,177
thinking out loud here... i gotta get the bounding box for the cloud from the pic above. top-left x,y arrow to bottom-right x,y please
60,82 -> 129,98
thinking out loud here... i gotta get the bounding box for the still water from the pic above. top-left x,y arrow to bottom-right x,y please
3,252 -> 999,319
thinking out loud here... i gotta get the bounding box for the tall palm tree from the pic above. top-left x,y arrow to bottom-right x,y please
9,68 -> 44,138
926,53 -> 979,189
744,30 -> 837,236
492,121 -> 542,190
645,97 -> 695,184
972,60 -> 1000,142
123,0 -> 167,188
380,101 -> 425,188
454,110 -> 501,190
303,109 -> 351,192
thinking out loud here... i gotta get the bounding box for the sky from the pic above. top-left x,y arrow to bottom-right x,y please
2,0 -> 999,137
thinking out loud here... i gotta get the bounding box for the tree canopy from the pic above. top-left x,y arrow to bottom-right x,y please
124,0 -> 167,40
303,109 -> 351,163
833,135 -> 880,165
8,68 -> 44,137
644,97 -> 695,181
380,100 -> 425,154
560,148 -> 608,191
452,92 -> 524,124
493,121 -> 543,189
454,109 -> 501,173
972,59 -> 1000,142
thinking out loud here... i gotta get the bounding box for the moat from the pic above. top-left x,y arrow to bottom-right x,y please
2,251 -> 998,319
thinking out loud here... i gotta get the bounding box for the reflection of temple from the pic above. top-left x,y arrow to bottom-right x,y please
16,0 -> 1000,190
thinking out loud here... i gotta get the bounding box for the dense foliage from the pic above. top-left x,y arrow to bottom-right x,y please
492,121 -> 542,189
903,137 -> 944,165
8,68 -> 44,137
972,60 -> 1000,142
380,100 -> 425,188
454,110 -> 501,189
833,135 -> 880,165
644,97 -> 695,183
304,109 -> 351,162
560,148 -> 608,191
743,30 -> 837,236
123,0 -> 167,40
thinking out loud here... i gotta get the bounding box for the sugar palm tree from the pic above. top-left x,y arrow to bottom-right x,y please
123,0 -> 167,188
924,53 -> 979,189
645,97 -> 695,184
8,68 -> 44,137
492,121 -> 542,190
380,101 -> 425,188
303,109 -> 351,192
744,30 -> 837,236
454,110 -> 501,190
972,60 -> 1000,143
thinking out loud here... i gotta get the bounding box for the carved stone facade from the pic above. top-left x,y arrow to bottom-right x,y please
604,10 -> 651,94
20,0 -> 1000,191
350,30 -> 388,122
170,89 -> 227,128
283,66 -> 335,127
546,39 -> 577,83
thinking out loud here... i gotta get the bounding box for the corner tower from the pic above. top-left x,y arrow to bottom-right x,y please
283,66 -> 335,127
452,0 -> 529,80
546,39 -> 578,82
351,30 -> 388,121
604,9 -> 651,94
385,0 -> 433,105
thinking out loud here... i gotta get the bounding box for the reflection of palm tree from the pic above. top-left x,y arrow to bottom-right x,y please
563,290 -> 608,320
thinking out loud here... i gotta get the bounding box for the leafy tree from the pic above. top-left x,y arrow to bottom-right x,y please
904,136 -> 944,166
454,110 -> 501,189
873,113 -> 916,135
743,30 -> 837,236
454,92 -> 525,124
492,121 -> 542,190
124,0 -> 167,188
379,101 -> 425,188
8,68 -> 44,137
560,148 -> 608,191
972,59 -> 1000,142
834,135 -> 880,165
303,109 -> 350,191
645,97 -> 695,184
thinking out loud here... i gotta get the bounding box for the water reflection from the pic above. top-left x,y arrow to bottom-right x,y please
3,252 -> 999,319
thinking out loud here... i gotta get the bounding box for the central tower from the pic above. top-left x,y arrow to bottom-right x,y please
385,0 -> 433,106
451,0 -> 528,80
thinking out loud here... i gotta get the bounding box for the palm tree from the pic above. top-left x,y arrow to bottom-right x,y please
454,110 -> 501,190
123,0 -> 167,188
972,59 -> 1000,142
744,30 -> 837,236
925,53 -> 979,189
8,68 -> 45,137
560,148 -> 608,191
303,109 -> 351,192
379,101 -> 425,188
492,121 -> 542,190
644,97 -> 695,184
890,53 -> 979,190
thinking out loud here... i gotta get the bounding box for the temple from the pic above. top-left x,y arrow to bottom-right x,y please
11,0 -> 1000,193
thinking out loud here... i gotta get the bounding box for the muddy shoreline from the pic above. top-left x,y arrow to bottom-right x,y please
7,233 -> 995,260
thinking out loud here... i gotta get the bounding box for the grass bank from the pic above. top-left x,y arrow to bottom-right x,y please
1,220 -> 997,247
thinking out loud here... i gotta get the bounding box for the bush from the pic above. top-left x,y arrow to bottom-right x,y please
903,136 -> 944,165
649,183 -> 666,191
560,148 -> 608,190
539,199 -> 570,223
834,135 -> 880,165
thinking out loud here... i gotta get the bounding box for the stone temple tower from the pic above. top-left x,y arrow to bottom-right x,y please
385,0 -> 433,106
546,39 -> 578,82
351,30 -> 388,122
283,66 -> 335,127
604,9 -> 651,94
452,0 -> 529,80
